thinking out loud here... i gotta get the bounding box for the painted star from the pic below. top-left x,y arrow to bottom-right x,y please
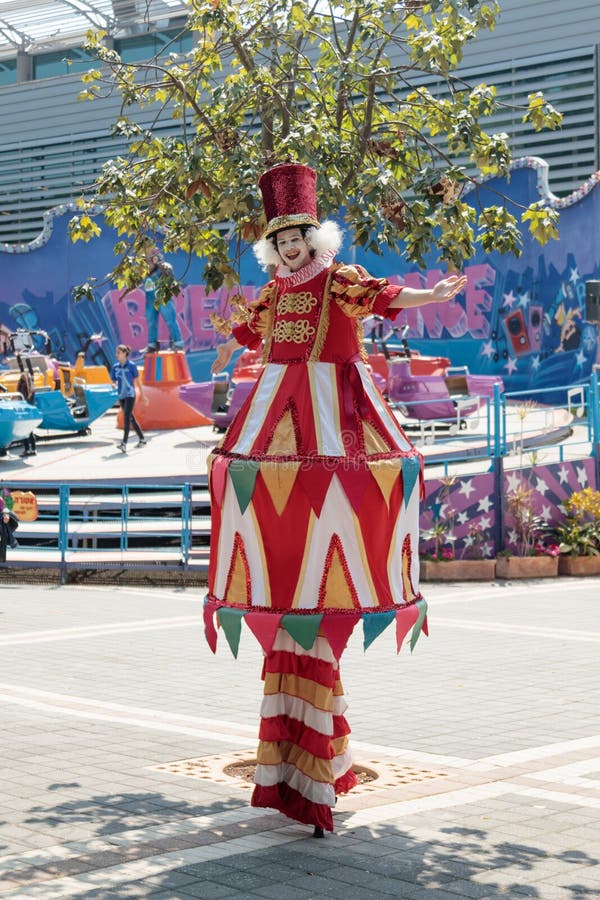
506,472 -> 522,491
508,529 -> 519,544
479,515 -> 492,530
577,467 -> 588,487
503,291 -> 517,309
569,266 -> 580,284
483,544 -> 493,558
531,355 -> 540,371
481,340 -> 495,359
478,496 -> 493,513
519,291 -> 531,309
540,504 -> 552,522
456,511 -> 469,524
536,476 -> 548,495
557,466 -> 570,485
575,349 -> 586,370
459,480 -> 476,499
505,357 -> 519,375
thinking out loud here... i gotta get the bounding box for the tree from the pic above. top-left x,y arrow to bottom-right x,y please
70,0 -> 562,303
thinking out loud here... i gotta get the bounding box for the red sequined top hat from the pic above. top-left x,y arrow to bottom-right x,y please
258,163 -> 320,239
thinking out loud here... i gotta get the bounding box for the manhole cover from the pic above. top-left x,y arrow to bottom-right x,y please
150,751 -> 446,792
223,760 -> 378,785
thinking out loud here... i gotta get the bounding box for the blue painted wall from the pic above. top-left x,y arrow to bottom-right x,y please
1,158 -> 598,390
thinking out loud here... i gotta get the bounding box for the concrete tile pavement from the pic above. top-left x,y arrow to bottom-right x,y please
0,578 -> 598,898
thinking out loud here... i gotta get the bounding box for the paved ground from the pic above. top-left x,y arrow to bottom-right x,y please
0,578 -> 599,899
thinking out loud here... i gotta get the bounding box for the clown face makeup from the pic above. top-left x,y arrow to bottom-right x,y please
275,228 -> 313,272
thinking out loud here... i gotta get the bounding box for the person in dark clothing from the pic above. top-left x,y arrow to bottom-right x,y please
110,344 -> 147,453
0,510 -> 18,563
16,371 -> 37,457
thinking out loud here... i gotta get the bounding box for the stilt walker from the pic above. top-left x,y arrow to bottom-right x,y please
204,163 -> 466,835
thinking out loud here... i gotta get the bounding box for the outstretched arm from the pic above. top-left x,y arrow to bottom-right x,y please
211,338 -> 241,374
388,274 -> 467,309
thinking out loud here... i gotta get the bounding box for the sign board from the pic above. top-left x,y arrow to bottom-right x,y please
9,490 -> 38,522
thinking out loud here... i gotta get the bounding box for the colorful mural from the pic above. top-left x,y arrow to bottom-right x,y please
420,458 -> 597,559
1,157 -> 599,389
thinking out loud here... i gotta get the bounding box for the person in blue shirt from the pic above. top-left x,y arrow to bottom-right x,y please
110,344 -> 147,453
143,248 -> 184,352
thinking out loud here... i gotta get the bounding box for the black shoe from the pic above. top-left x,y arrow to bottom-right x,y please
313,826 -> 325,839
137,439 -> 147,448
117,442 -> 127,453
144,343 -> 159,353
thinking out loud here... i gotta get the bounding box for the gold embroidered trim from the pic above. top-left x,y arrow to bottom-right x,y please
277,291 -> 318,315
308,266 -> 336,361
356,319 -> 368,362
259,282 -> 277,364
263,213 -> 320,238
273,319 -> 316,343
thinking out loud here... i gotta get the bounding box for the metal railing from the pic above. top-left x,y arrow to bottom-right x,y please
1,373 -> 599,580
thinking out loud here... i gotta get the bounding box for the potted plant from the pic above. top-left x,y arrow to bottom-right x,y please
496,481 -> 559,579
555,488 -> 600,576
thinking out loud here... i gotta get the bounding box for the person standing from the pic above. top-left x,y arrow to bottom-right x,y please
206,163 -> 466,836
0,510 -> 18,563
110,344 -> 147,453
143,248 -> 184,352
16,371 -> 37,457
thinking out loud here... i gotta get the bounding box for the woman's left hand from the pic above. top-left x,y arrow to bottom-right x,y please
431,274 -> 467,304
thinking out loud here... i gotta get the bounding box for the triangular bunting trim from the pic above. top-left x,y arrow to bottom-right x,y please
209,454 -> 230,508
281,613 -> 323,651
228,459 -> 260,514
217,607 -> 246,658
259,461 -> 301,516
402,456 -> 421,508
336,467 -> 373,516
296,465 -> 334,517
410,599 -> 428,652
367,460 -> 401,509
320,614 -> 359,660
244,611 -> 283,655
203,601 -> 218,654
395,603 -> 419,654
363,610 -> 396,650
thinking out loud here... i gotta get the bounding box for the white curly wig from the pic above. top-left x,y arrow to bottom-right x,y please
253,220 -> 343,271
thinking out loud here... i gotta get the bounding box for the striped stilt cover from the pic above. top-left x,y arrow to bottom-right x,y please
251,629 -> 358,831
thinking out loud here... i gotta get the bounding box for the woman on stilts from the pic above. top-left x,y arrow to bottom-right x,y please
205,163 -> 466,836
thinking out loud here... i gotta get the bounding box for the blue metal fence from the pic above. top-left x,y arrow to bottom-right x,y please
1,373 -> 599,579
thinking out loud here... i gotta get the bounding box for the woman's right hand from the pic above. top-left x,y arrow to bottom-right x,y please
211,340 -> 237,375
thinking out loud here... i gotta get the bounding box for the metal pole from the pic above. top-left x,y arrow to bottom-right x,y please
58,484 -> 69,584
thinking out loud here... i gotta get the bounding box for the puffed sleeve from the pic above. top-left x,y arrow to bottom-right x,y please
211,282 -> 277,349
330,264 -> 403,321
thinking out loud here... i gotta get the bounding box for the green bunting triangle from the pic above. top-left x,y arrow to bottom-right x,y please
217,607 -> 246,658
410,598 -> 428,652
402,456 -> 420,508
281,613 -> 323,651
362,610 -> 396,650
228,460 -> 260,514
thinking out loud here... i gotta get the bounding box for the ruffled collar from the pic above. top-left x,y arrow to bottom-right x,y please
275,250 -> 336,289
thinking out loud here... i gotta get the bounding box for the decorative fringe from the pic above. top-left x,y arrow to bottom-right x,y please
204,597 -> 428,657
